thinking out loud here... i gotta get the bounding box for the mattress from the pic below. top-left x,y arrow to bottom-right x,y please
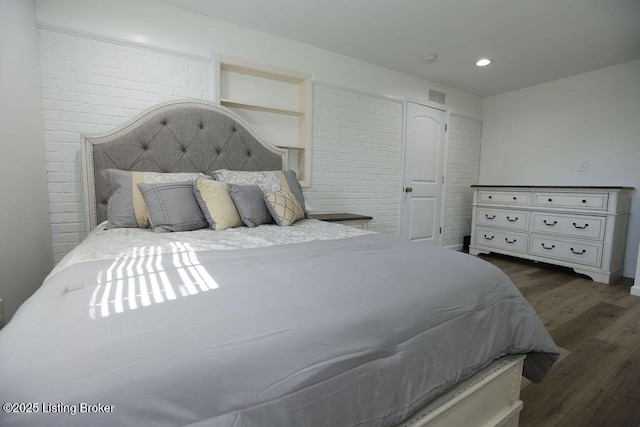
0,220 -> 558,426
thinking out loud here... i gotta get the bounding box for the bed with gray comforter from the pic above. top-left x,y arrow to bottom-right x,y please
1,100 -> 557,426
0,221 -> 558,426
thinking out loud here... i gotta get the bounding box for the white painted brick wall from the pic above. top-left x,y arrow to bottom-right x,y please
39,29 -> 468,260
305,84 -> 403,235
443,115 -> 482,248
39,29 -> 214,263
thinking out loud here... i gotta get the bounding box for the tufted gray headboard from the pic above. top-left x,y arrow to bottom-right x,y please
82,99 -> 287,232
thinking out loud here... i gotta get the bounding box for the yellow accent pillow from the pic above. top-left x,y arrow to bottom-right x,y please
193,178 -> 243,230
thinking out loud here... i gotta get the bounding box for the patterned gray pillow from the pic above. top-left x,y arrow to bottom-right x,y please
213,169 -> 282,193
137,181 -> 208,233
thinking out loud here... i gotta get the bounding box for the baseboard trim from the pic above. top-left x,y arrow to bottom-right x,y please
445,244 -> 464,251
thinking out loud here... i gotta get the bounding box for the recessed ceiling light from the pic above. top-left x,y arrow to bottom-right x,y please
476,58 -> 491,67
422,54 -> 438,64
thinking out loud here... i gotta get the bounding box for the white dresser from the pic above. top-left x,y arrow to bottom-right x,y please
470,186 -> 633,283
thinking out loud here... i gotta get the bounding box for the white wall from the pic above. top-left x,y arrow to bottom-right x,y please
443,114 -> 482,248
36,0 -> 482,120
0,0 -> 53,320
306,84 -> 403,234
481,59 -> 640,277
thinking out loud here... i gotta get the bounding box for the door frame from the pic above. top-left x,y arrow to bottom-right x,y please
398,100 -> 451,246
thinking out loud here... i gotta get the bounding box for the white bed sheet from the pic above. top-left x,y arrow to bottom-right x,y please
52,218 -> 373,276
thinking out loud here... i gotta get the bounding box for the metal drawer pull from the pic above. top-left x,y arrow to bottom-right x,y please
485,214 -> 496,220
484,234 -> 494,240
541,243 -> 555,250
573,222 -> 589,229
506,216 -> 518,222
570,248 -> 586,255
582,199 -> 587,203
505,238 -> 517,244
543,220 -> 558,226
404,187 -> 413,193
512,197 -> 517,200
488,195 -> 492,199
548,198 -> 553,202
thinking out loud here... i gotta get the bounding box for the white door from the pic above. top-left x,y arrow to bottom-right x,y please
401,102 -> 446,245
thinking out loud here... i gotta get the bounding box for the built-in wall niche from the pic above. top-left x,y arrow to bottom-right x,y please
217,55 -> 312,186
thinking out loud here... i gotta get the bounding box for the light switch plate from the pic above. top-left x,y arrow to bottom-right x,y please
578,161 -> 589,172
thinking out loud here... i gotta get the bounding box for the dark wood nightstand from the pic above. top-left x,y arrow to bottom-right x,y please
311,213 -> 373,230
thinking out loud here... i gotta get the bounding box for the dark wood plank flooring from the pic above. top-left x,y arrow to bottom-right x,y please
480,254 -> 640,427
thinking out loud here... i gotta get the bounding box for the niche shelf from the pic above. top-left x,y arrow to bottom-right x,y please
217,55 -> 312,186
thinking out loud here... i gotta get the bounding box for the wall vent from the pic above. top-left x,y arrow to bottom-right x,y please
428,89 -> 446,105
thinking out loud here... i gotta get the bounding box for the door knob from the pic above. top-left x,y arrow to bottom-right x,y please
404,187 -> 413,193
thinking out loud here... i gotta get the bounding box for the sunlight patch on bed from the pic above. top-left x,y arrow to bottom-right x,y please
89,243 -> 218,319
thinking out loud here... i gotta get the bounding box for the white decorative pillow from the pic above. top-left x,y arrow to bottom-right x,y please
264,188 -> 305,226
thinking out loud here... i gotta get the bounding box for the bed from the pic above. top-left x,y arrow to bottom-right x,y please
0,99 -> 558,427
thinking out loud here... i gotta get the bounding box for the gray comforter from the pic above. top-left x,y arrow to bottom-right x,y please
0,234 -> 558,426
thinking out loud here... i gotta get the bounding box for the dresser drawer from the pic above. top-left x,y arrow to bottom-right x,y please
533,192 -> 608,210
532,213 -> 605,241
478,191 -> 530,206
475,227 -> 528,253
477,208 -> 530,231
530,236 -> 602,267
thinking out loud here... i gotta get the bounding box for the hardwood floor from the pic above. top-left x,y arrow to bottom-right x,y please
480,254 -> 640,427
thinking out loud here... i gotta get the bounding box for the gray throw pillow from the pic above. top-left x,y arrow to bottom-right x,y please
137,181 -> 208,233
101,169 -> 206,229
227,184 -> 274,227
283,169 -> 308,217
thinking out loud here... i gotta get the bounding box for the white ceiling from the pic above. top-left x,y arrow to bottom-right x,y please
158,0 -> 640,98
